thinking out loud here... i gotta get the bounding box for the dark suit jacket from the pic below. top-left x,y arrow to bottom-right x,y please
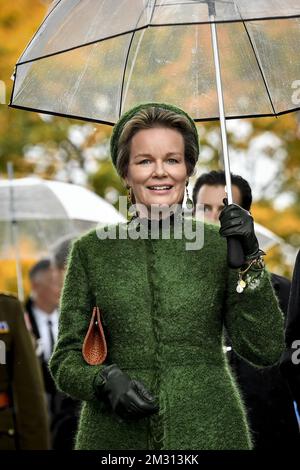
227,273 -> 300,449
25,298 -> 57,399
279,251 -> 300,408
25,297 -> 80,450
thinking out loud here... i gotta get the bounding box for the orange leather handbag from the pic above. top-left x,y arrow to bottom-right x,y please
82,306 -> 107,365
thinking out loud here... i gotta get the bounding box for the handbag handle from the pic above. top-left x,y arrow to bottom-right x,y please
82,306 -> 107,365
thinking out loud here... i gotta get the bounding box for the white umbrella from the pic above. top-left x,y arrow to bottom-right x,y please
254,223 -> 299,272
0,176 -> 125,225
254,222 -> 282,253
0,176 -> 126,300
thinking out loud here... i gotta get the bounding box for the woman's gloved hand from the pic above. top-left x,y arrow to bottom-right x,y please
94,363 -> 159,420
219,199 -> 264,261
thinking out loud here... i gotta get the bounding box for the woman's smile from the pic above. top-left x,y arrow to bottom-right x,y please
146,184 -> 174,194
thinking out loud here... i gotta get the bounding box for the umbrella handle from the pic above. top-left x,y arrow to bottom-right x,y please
227,237 -> 245,269
209,13 -> 243,269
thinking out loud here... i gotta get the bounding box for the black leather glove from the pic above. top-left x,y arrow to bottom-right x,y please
219,199 -> 264,260
94,364 -> 159,420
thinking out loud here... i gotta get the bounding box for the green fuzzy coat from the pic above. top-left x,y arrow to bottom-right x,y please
49,217 -> 284,450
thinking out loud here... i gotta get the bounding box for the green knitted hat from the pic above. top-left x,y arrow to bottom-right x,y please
110,102 -> 199,173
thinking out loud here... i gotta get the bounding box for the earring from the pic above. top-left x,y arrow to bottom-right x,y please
126,186 -> 138,221
185,181 -> 194,210
126,185 -> 131,205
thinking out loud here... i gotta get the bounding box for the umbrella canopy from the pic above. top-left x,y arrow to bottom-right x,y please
10,0 -> 300,124
254,222 -> 282,252
9,0 -> 300,269
0,176 -> 126,259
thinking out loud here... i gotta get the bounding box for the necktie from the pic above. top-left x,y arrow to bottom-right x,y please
47,319 -> 55,357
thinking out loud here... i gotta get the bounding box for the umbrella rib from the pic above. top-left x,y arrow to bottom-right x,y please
119,29 -> 146,118
118,32 -> 140,119
149,15 -> 300,25
16,26 -> 148,66
119,0 -> 157,118
9,62 -> 18,106
155,0 -> 234,8
7,104 -> 116,126
149,0 -> 158,24
241,19 -> 276,116
10,102 -> 300,126
17,0 -> 63,64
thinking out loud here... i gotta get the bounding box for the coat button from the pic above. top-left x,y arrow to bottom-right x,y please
8,428 -> 15,436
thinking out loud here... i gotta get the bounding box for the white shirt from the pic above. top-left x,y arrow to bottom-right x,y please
32,306 -> 59,361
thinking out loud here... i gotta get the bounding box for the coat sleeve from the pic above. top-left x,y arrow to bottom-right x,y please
224,264 -> 285,368
12,298 -> 50,450
49,239 -> 105,401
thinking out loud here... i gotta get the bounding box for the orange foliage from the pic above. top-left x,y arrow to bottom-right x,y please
252,204 -> 300,240
0,259 -> 36,298
0,0 -> 47,85
0,237 -> 48,298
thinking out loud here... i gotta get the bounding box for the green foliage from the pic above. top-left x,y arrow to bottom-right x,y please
89,159 -> 126,205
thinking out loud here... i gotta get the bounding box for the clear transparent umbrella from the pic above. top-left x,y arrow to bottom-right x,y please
10,0 -> 300,123
9,0 -> 300,265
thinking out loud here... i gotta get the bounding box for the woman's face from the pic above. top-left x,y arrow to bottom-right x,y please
125,127 -> 188,214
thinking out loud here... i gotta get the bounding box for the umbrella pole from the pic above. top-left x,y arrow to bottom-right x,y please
7,162 -> 24,303
208,5 -> 245,268
209,16 -> 233,203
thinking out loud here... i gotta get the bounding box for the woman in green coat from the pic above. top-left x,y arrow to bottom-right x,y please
50,102 -> 284,450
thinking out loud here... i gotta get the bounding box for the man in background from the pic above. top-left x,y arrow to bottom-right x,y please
280,249 -> 300,424
192,170 -> 300,449
25,259 -> 60,422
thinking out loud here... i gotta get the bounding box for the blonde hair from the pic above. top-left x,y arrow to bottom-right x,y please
116,106 -> 198,180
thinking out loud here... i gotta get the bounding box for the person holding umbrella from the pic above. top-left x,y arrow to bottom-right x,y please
50,102 -> 285,450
